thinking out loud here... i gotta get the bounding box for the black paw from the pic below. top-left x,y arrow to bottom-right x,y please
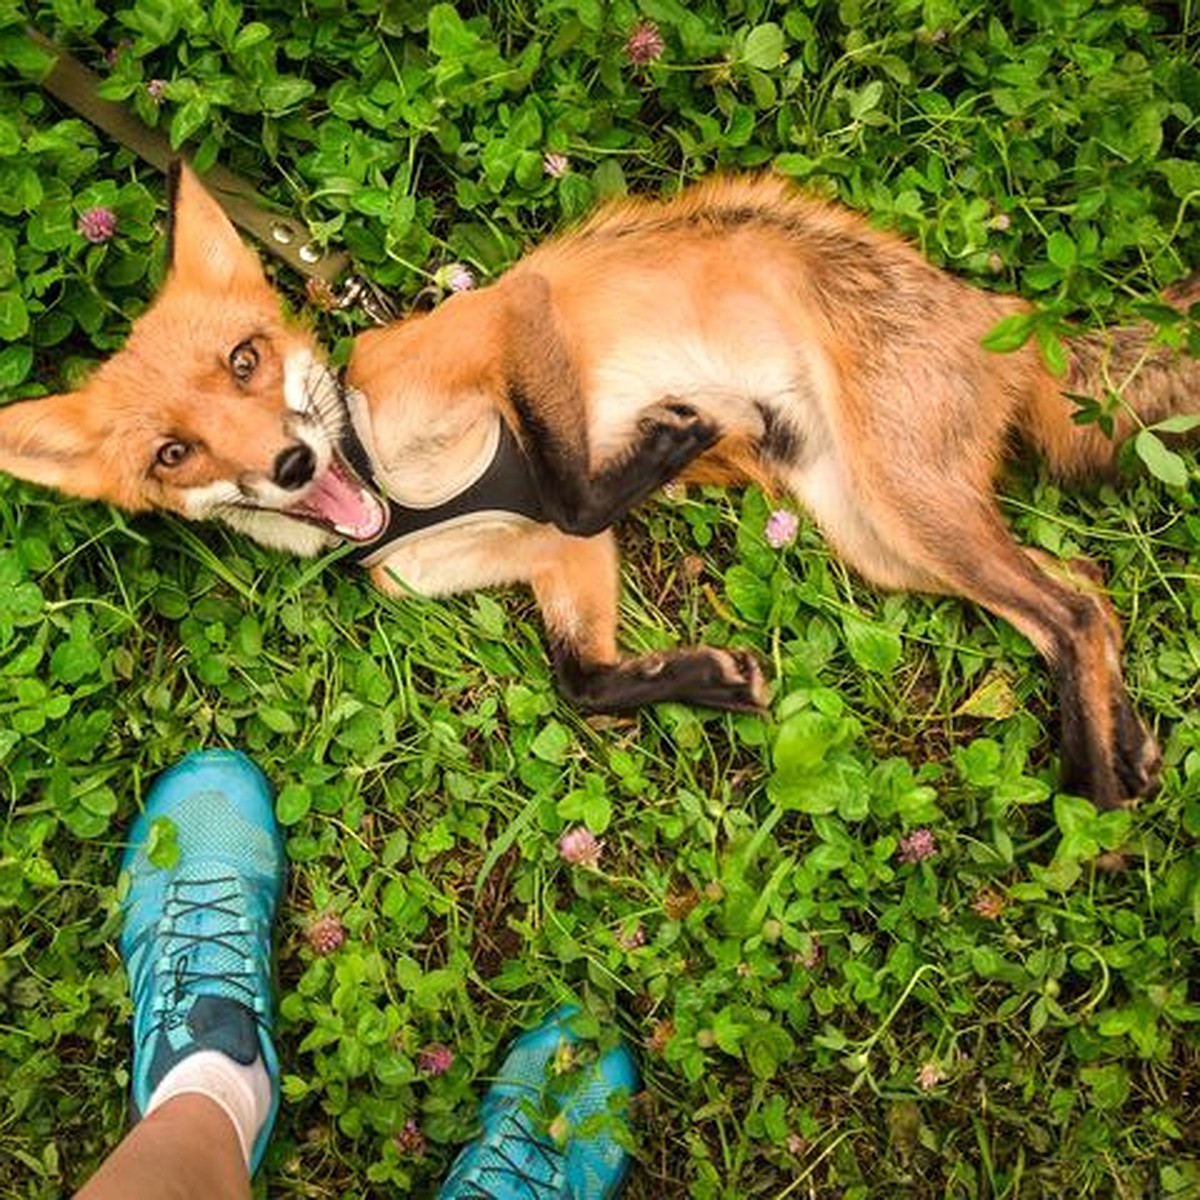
631,647 -> 768,713
560,646 -> 768,714
637,398 -> 720,476
1112,698 -> 1161,805
1062,700 -> 1161,810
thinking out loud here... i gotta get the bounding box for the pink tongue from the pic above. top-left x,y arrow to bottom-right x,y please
292,468 -> 385,540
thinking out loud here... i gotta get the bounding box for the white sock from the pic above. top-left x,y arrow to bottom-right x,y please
144,1050 -> 272,1167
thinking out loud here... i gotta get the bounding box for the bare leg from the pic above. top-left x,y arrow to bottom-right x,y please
75,1094 -> 249,1200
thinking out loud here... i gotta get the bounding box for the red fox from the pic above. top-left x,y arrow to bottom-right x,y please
0,164 -> 1196,808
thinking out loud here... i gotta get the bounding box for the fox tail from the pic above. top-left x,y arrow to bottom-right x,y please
1021,271 -> 1200,477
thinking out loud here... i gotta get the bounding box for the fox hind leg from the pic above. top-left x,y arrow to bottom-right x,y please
849,488 -> 1158,808
772,381 -> 1159,809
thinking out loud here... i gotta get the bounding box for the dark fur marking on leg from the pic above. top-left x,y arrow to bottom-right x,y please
1051,643 -> 1108,805
1049,603 -> 1159,809
934,521 -> 1157,809
1112,693 -> 1161,801
550,639 -> 766,714
511,384 -> 721,536
754,401 -> 803,464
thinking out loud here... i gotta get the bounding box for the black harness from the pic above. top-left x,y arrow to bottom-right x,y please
338,413 -> 547,567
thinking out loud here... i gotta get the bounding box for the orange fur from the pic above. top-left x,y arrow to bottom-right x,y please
1,167 -> 1195,806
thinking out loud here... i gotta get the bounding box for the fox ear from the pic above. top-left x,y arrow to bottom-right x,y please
0,393 -> 112,502
167,161 -> 270,293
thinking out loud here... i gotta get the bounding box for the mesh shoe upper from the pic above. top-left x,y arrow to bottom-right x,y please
119,750 -> 285,1173
438,1006 -> 638,1200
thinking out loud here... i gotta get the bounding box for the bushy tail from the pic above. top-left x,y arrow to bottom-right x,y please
1023,271 -> 1200,478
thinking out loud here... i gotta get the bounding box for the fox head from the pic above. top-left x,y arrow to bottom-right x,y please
0,163 -> 385,555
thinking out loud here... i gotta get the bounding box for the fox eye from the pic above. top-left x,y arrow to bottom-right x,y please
156,439 -> 193,468
229,340 -> 260,382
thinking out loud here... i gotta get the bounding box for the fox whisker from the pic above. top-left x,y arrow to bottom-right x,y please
299,360 -> 345,436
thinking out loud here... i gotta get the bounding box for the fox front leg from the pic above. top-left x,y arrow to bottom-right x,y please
501,272 -> 718,536
514,394 -> 720,537
530,528 -> 767,714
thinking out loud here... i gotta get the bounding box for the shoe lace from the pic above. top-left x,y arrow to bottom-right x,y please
448,1102 -> 565,1199
140,875 -> 262,1036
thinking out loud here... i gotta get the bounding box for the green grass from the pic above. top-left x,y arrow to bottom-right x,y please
2,1 -> 1200,1196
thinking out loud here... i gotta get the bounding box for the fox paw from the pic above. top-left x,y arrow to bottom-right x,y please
633,646 -> 767,713
636,398 -> 720,476
1112,702 -> 1161,805
1066,698 -> 1161,810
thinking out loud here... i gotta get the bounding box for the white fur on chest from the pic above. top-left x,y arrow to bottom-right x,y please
350,384 -> 498,507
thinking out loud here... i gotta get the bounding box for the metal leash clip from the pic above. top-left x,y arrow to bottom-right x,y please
333,275 -> 402,327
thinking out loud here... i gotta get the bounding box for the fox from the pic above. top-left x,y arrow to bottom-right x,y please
0,163 -> 1196,809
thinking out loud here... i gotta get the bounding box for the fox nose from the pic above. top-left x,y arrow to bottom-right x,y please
274,443 -> 316,490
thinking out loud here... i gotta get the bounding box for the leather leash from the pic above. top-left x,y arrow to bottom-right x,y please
27,28 -> 399,326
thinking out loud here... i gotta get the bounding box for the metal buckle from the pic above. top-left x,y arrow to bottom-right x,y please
334,275 -> 401,327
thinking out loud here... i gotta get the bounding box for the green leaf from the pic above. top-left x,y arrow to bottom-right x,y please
276,783 -> 312,825
351,187 -> 391,218
1157,157 -> 1200,200
955,738 -> 1003,787
592,158 -> 627,199
428,3 -> 479,57
0,291 -> 28,340
170,97 -> 211,149
1151,414 -> 1200,435
80,786 -> 117,817
50,636 -> 100,683
1134,429 -> 1189,487
259,706 -> 298,734
1081,1063 -> 1130,1111
233,22 -> 273,53
773,152 -> 816,178
982,311 -> 1036,353
1093,808 -> 1132,850
1097,1007 -> 1136,1038
742,23 -> 784,71
506,103 -> 543,150
530,720 -> 572,764
1037,326 -> 1068,378
842,614 -> 901,674
848,79 -> 884,121
0,114 -> 19,157
711,1006 -> 750,1054
1054,794 -> 1096,839
558,776 -> 612,834
744,1020 -> 795,1080
144,816 -> 180,870
773,710 -> 842,774
127,0 -> 181,45
1046,230 -> 1076,270
0,32 -> 57,78
805,839 -> 850,873
725,565 -> 772,622
259,78 -> 316,115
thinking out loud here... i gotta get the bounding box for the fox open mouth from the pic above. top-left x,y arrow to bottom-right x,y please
280,451 -> 387,542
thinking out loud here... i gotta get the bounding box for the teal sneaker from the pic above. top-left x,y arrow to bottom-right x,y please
119,750 -> 285,1173
438,1006 -> 638,1199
